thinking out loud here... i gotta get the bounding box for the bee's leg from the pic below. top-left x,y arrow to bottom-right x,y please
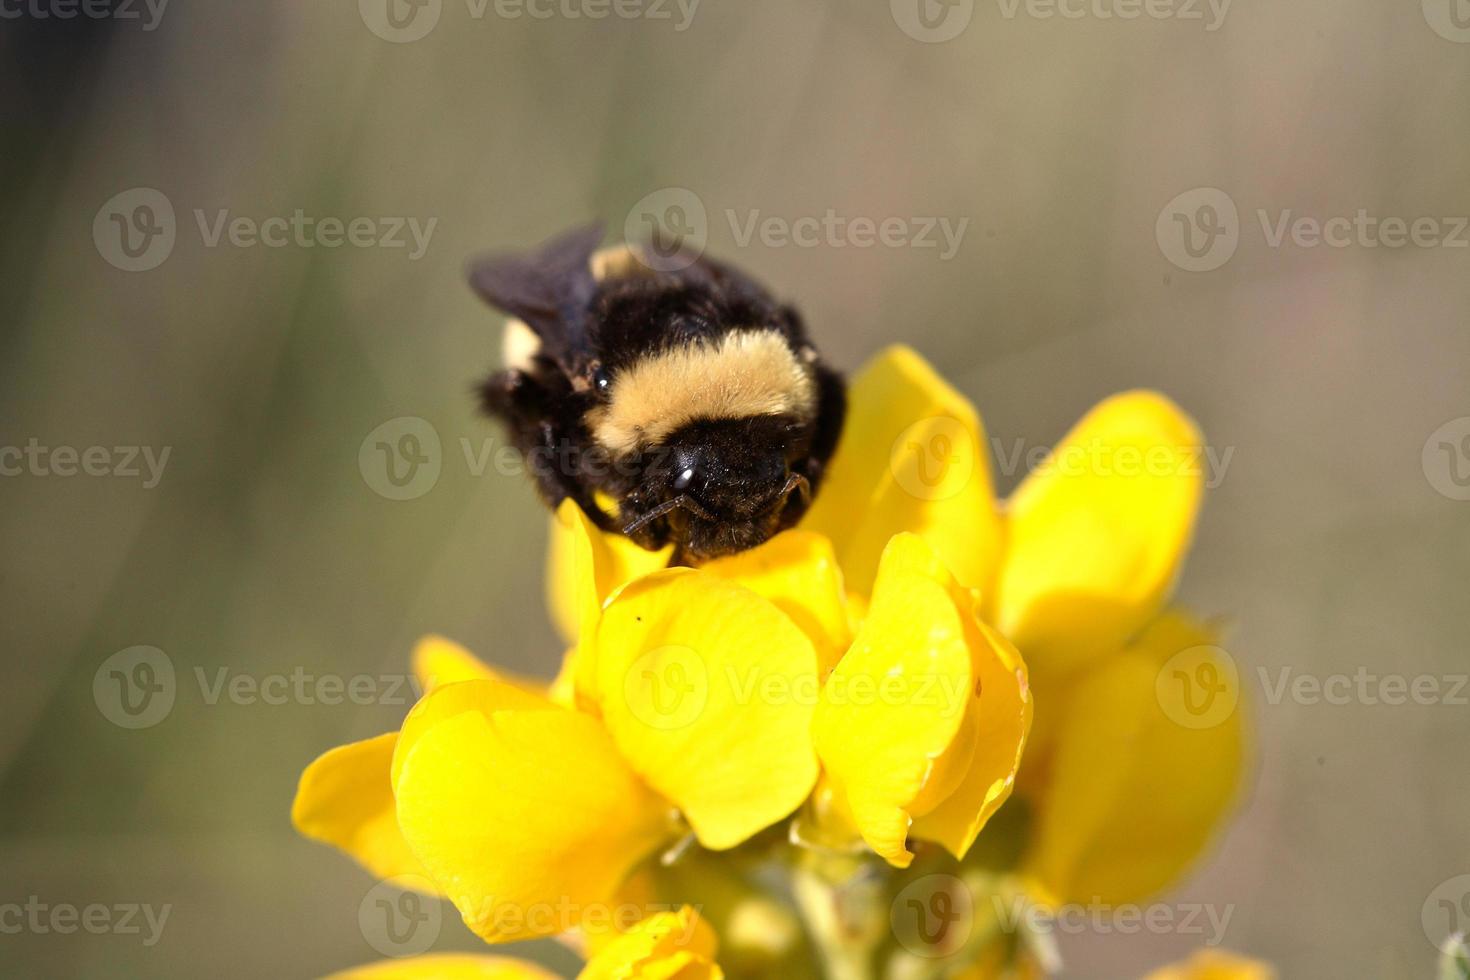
480,368 -> 619,532
619,496 -> 674,552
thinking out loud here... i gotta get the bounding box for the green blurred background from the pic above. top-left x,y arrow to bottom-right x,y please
2,1 -> 1469,977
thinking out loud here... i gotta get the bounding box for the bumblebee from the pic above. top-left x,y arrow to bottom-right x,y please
472,223 -> 846,563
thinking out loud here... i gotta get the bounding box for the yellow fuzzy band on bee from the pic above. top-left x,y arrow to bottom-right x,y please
591,244 -> 656,282
587,330 -> 816,455
501,318 -> 541,371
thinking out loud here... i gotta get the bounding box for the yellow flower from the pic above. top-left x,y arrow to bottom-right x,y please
1020,612 -> 1247,904
323,954 -> 558,980
293,343 -> 1244,967
1140,949 -> 1276,980
799,347 -> 1243,907
325,907 -> 722,980
578,906 -> 723,980
801,346 -> 1239,900
811,532 -> 1030,868
973,388 -> 1243,907
295,532 -> 831,941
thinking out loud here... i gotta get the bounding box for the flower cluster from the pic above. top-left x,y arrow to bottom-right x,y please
294,346 -> 1251,977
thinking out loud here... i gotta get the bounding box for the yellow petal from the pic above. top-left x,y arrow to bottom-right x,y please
410,634 -> 549,697
813,534 -> 1030,867
546,499 -> 672,646
911,617 -> 1031,862
990,391 -> 1204,681
801,345 -> 1004,596
579,907 -> 723,980
324,954 -> 560,980
390,677 -> 549,791
291,733 -> 434,887
548,646 -> 584,709
575,867 -> 662,959
594,569 -> 820,850
1023,612 -> 1245,905
701,530 -> 851,673
393,679 -> 674,943
1141,949 -> 1276,980
788,774 -> 866,854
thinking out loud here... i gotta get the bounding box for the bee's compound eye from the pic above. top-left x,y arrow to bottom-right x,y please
673,465 -> 700,492
592,367 -> 612,393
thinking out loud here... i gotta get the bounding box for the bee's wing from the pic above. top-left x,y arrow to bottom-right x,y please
468,222 -> 603,379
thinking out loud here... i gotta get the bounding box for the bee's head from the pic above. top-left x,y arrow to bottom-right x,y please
632,414 -> 815,561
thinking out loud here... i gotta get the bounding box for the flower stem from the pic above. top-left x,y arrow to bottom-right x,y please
792,853 -> 888,980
